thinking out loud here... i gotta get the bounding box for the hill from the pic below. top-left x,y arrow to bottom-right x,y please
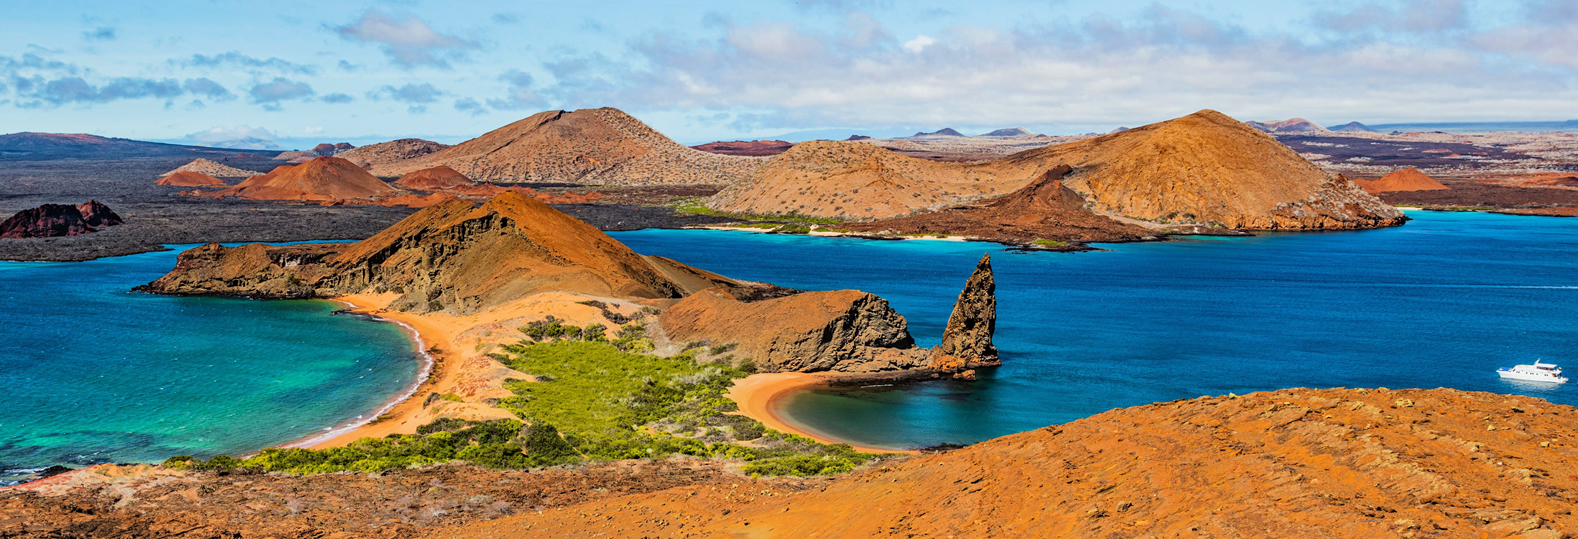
368,108 -> 762,186
1330,121 -> 1378,133
690,140 -> 794,157
988,110 -> 1403,229
162,158 -> 261,178
713,110 -> 1404,230
392,165 -> 474,191
912,128 -> 965,137
0,132 -> 271,160
839,165 -> 1153,246
337,138 -> 448,170
1,201 -> 122,239
708,140 -> 1033,220
1353,167 -> 1450,194
982,127 -> 1033,137
450,387 -> 1578,538
155,171 -> 225,187
1249,118 -> 1330,134
214,157 -> 400,202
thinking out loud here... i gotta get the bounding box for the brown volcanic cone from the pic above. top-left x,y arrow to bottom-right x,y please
993,110 -> 1404,230
1353,167 -> 1449,195
337,138 -> 448,169
713,110 -> 1403,231
691,139 -> 794,156
369,108 -> 761,185
451,387 -> 1578,538
840,165 -> 1152,244
218,156 -> 400,202
155,170 -> 225,187
393,165 -> 474,191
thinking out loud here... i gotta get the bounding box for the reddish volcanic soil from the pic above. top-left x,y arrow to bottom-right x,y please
690,139 -> 795,157
214,157 -> 400,202
840,165 -> 1153,246
1352,167 -> 1449,195
394,165 -> 475,191
1380,179 -> 1578,209
448,387 -> 1578,538
154,171 -> 225,187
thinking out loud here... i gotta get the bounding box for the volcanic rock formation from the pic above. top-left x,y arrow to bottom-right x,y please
0,201 -> 122,239
155,170 -> 225,187
839,165 -> 1152,246
690,140 -> 795,157
337,138 -> 449,169
1353,167 -> 1450,195
714,110 -> 1403,231
448,387 -> 1578,538
369,108 -> 762,185
1330,121 -> 1378,133
913,128 -> 965,137
141,192 -> 737,312
393,165 -> 475,191
929,253 -> 997,371
992,110 -> 1406,230
163,158 -> 261,178
213,156 -> 400,202
658,286 -> 929,373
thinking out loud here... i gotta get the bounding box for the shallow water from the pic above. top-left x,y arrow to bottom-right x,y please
611,211 -> 1578,449
0,244 -> 419,484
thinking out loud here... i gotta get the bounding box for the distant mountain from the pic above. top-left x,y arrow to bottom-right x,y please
1248,118 -> 1330,134
846,135 -> 871,141
201,137 -> 285,151
0,132 -> 277,160
912,128 -> 965,137
1330,122 -> 1377,133
981,127 -> 1033,137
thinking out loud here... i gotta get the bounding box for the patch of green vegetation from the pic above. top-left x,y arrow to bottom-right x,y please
164,331 -> 885,477
1030,238 -> 1068,247
436,392 -> 465,403
672,197 -> 842,225
520,315 -> 607,343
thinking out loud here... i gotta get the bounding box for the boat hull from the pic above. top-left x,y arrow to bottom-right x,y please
1498,371 -> 1568,384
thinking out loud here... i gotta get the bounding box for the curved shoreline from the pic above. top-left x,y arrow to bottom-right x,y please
279,299 -> 437,449
726,373 -> 916,454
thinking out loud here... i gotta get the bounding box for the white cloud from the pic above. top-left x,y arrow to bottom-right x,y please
333,10 -> 478,68
902,35 -> 935,53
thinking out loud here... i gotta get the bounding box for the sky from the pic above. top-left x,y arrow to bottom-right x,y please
1,0 -> 1575,148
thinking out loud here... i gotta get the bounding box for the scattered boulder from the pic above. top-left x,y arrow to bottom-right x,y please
929,253 -> 998,372
0,201 -> 123,239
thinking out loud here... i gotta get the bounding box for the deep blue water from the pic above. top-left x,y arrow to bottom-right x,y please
0,244 -> 419,484
610,211 -> 1578,449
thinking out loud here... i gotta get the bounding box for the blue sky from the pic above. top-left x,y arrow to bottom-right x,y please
1,0 -> 1575,148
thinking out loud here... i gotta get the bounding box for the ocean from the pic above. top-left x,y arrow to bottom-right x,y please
0,244 -> 420,485
610,210 -> 1578,449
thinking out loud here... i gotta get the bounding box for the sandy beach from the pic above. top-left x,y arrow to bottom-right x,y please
726,373 -> 915,454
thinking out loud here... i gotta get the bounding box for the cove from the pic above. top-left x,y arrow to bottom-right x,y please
0,244 -> 420,485
610,210 -> 1578,449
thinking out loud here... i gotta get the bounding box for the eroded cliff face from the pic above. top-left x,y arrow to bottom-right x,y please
658,286 -> 929,373
929,253 -> 998,371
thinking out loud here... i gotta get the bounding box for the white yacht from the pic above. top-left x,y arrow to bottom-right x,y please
1497,360 -> 1568,384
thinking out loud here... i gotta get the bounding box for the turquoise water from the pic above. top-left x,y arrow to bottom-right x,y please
610,211 -> 1578,449
0,245 -> 420,484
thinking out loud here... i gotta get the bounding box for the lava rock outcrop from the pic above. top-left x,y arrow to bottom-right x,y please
0,201 -> 123,239
929,253 -> 998,371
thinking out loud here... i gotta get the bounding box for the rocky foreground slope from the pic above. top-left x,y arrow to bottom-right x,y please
370,108 -> 763,185
447,387 -> 1578,538
712,110 -> 1404,232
